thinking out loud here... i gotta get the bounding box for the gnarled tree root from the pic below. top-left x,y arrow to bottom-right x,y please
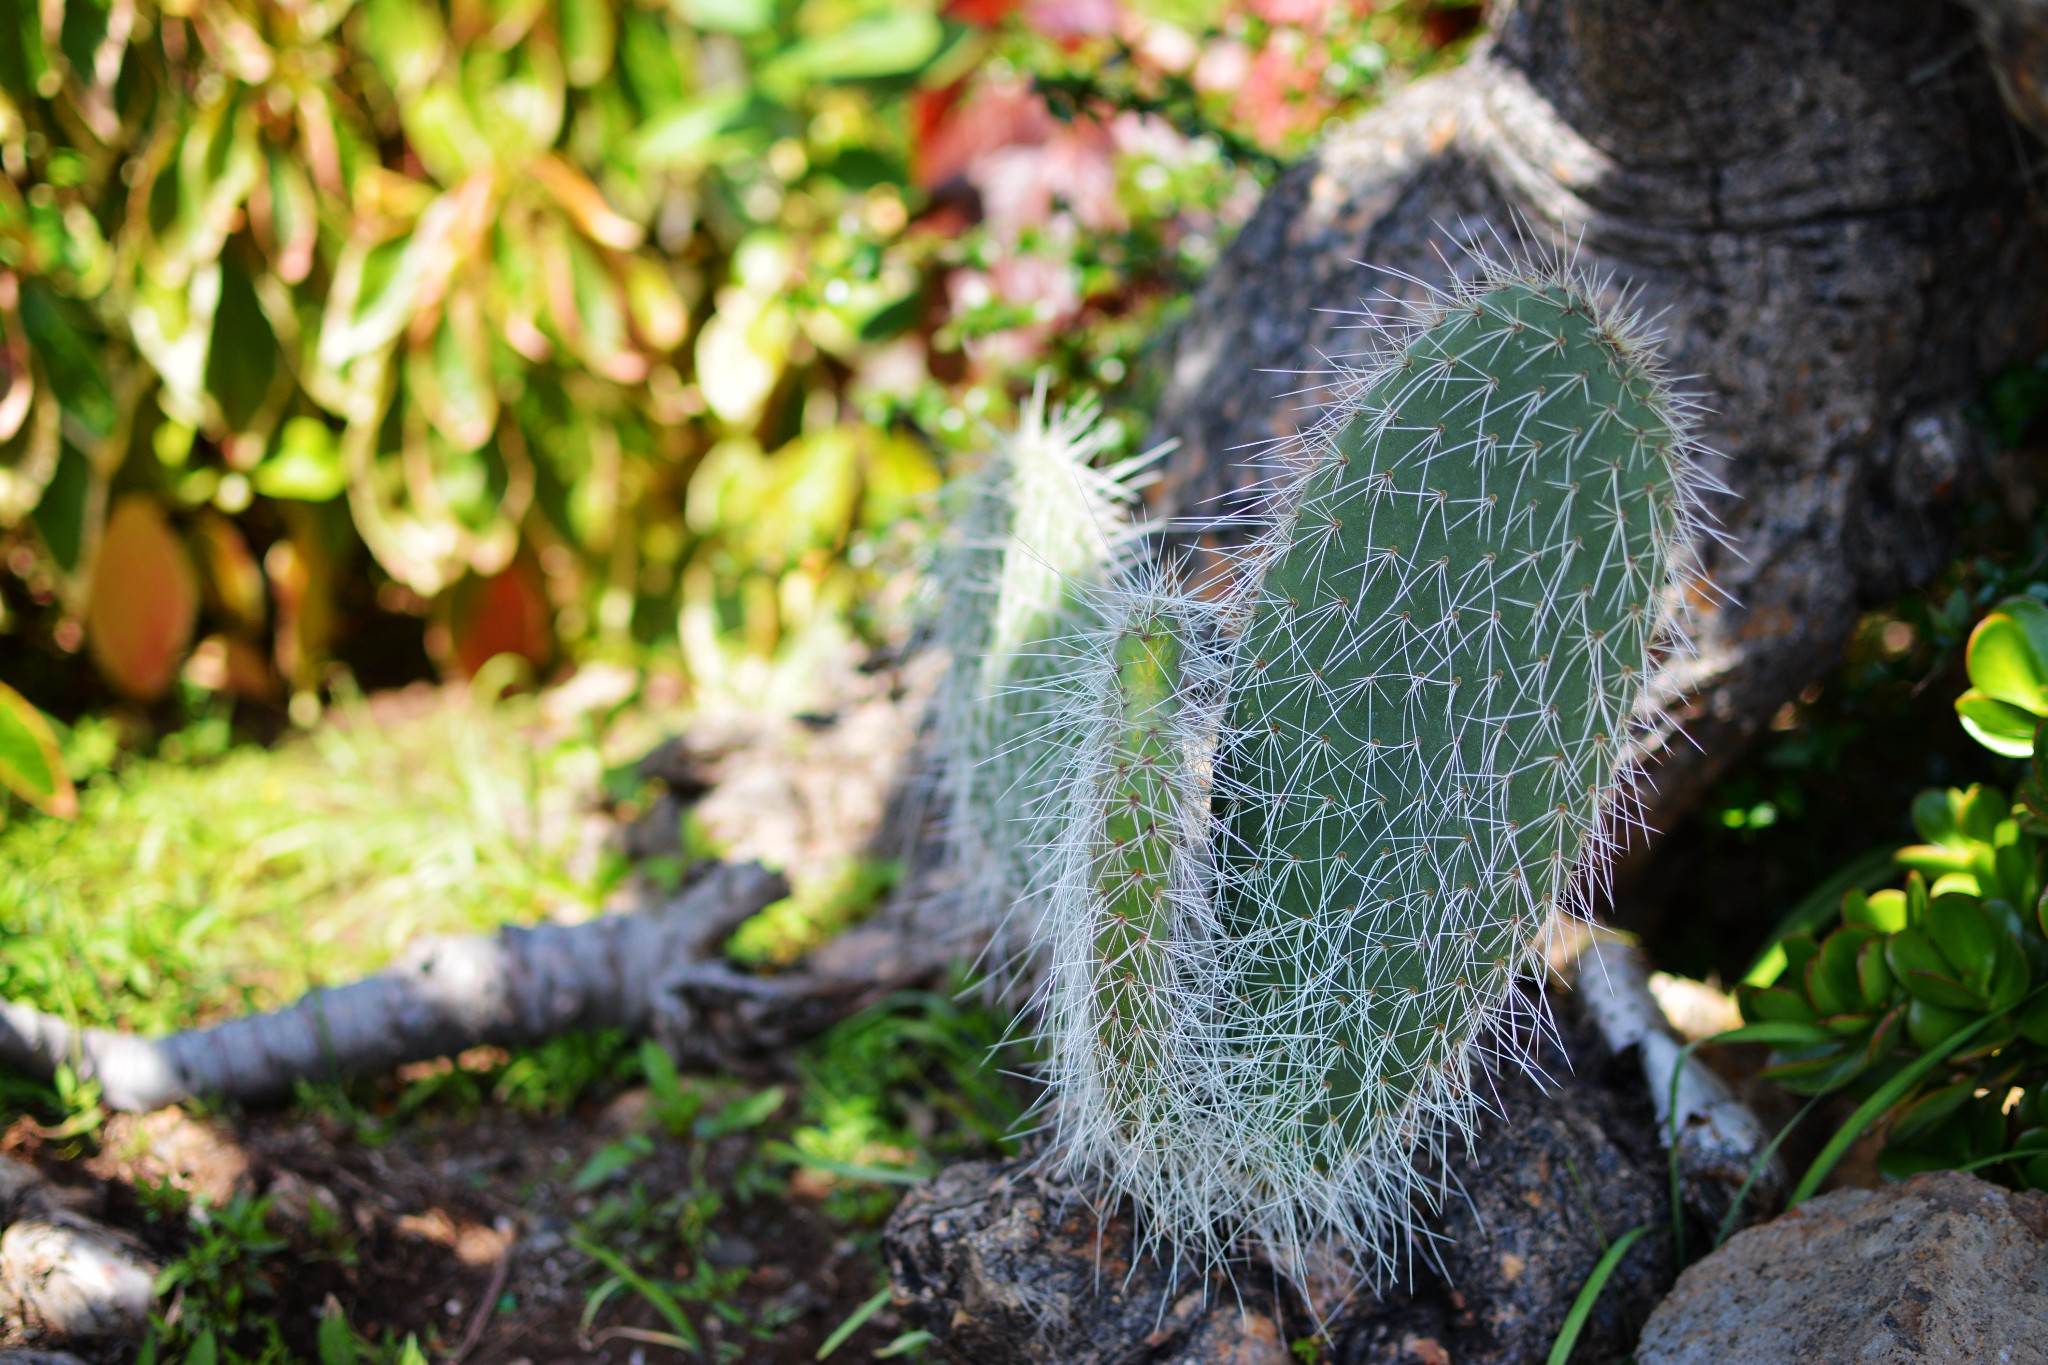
0,862 -> 785,1113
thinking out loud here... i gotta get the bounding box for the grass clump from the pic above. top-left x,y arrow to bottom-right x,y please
0,686 -> 617,1037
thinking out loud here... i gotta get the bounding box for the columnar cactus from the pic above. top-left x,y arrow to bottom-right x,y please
929,377 -> 1161,958
1025,252 -> 1718,1284
1038,573 -> 1235,1266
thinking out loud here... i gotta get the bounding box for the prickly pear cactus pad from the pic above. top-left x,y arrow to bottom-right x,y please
1208,265 -> 1714,1274
1038,574 -> 1235,1264
1040,256 -> 1717,1287
929,378 -> 1161,958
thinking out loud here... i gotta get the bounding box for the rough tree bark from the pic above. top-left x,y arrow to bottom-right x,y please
1148,0 -> 2048,849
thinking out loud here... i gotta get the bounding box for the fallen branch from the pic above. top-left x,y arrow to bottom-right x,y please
0,862 -> 786,1113
1577,939 -> 1784,1229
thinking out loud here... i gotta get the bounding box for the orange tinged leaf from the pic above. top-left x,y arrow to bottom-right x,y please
86,495 -> 200,701
531,153 -> 645,252
189,509 -> 268,632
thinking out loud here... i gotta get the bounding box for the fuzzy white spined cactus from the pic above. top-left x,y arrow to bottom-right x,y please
1034,248 -> 1723,1288
929,374 -> 1162,964
1032,565 -> 1239,1274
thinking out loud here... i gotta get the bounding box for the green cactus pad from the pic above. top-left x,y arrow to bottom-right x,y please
1200,273 -> 1704,1261
1086,605 -> 1190,1131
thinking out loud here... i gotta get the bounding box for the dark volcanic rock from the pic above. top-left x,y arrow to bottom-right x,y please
1636,1170 -> 2048,1365
883,1006 -> 1677,1365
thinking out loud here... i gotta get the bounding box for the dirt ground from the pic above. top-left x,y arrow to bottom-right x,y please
5,1083 -> 920,1363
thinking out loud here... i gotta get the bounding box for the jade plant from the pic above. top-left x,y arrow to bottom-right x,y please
943,250 -> 1718,1283
1739,594 -> 2048,1187
1955,594 -> 2048,758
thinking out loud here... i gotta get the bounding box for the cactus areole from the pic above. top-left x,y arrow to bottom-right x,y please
1035,258 -> 1716,1287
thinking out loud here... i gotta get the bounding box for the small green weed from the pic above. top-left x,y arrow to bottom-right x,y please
146,1194 -> 291,1365
728,857 -> 903,967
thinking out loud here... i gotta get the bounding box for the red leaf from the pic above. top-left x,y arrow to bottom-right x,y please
448,558 -> 555,678
942,0 -> 1020,25
86,495 -> 200,702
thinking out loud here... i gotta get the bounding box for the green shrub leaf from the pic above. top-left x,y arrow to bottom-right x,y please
0,680 -> 75,818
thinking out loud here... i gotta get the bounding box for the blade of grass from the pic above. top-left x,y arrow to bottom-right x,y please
1956,1143 -> 2048,1173
1712,1093 -> 1824,1250
874,1331 -> 937,1359
578,1274 -> 627,1339
590,1327 -> 700,1353
1545,1224 -> 1653,1365
816,1286 -> 891,1360
1666,1021 -> 1831,1266
763,1140 -> 930,1186
572,1239 -> 702,1354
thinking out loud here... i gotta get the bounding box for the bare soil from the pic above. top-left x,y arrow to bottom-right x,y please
5,1084 -> 916,1364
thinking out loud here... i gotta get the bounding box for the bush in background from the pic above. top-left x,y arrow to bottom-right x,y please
0,0 -> 1472,728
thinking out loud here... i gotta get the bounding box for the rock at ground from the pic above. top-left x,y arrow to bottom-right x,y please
0,1217 -> 156,1343
0,1158 -> 43,1225
883,1006 -> 1677,1365
1636,1169 -> 2048,1365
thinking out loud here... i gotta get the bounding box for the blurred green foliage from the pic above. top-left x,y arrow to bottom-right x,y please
0,677 -> 620,1035
0,0 -> 1465,726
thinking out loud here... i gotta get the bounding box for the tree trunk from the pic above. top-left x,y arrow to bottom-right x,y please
1148,0 -> 2048,849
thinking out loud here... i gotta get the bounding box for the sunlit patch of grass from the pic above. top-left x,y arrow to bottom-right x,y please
783,987 -> 1029,1219
726,856 -> 902,967
0,682 -> 620,1035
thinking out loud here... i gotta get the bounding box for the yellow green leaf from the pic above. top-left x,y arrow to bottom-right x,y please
623,256 -> 687,351
1965,608 -> 2048,713
676,0 -> 773,35
406,288 -> 498,453
401,81 -> 493,184
0,679 -> 76,818
360,0 -> 447,96
558,0 -> 616,87
634,89 -> 748,168
257,417 -> 348,502
757,13 -> 943,95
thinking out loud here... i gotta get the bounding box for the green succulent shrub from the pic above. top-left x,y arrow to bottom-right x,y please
1739,593 -> 2048,1188
1,0 -> 973,710
968,252 -> 1719,1283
